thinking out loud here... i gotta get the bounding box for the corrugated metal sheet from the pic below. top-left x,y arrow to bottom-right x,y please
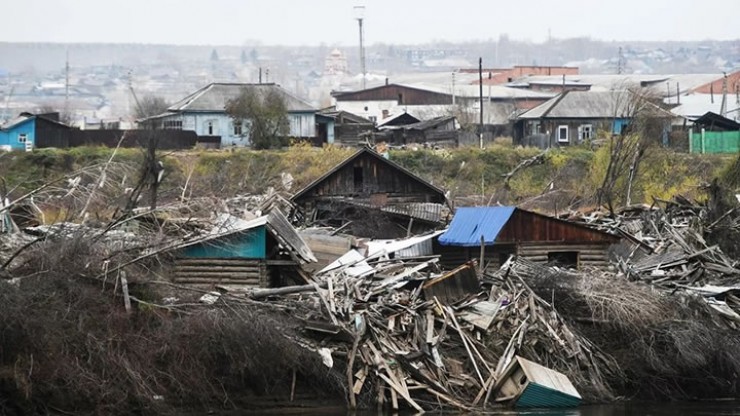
438,206 -> 515,247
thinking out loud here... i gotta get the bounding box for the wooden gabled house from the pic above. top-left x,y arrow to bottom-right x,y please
291,147 -> 448,239
436,206 -> 619,270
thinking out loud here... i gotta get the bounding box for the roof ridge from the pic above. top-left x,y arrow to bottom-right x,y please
541,90 -> 569,118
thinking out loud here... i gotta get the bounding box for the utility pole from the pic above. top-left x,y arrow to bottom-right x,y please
676,82 -> 680,105
451,71 -> 456,106
354,6 -> 367,90
478,57 -> 484,149
720,72 -> 728,117
64,49 -> 70,118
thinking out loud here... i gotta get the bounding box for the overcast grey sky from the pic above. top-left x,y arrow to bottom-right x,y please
3,0 -> 739,45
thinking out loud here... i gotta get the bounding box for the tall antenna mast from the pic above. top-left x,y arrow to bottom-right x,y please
354,5 -> 367,90
616,47 -> 626,75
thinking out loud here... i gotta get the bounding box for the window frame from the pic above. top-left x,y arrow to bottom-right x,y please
580,124 -> 593,141
18,133 -> 28,143
163,120 -> 182,130
557,125 -> 569,143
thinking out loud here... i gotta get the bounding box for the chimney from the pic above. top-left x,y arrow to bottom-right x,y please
385,77 -> 389,86
676,82 -> 680,105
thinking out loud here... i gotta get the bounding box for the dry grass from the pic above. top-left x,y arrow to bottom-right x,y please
520,265 -> 740,400
0,239 -> 346,414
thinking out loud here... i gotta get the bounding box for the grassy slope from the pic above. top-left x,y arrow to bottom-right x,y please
0,143 -> 733,216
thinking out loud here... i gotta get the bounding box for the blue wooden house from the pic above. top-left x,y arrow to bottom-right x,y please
0,112 -> 71,151
142,83 -> 319,147
173,211 -> 316,288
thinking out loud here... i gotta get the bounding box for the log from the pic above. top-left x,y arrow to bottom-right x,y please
249,282 -> 327,299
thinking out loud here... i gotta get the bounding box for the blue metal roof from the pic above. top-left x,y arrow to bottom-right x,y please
438,206 -> 516,247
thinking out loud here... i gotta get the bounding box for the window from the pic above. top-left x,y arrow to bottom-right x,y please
547,251 -> 579,268
207,121 -> 214,135
233,121 -> 243,136
18,133 -> 28,143
368,116 -> 377,123
163,120 -> 182,130
580,124 -> 593,141
398,93 -> 404,104
557,125 -> 569,143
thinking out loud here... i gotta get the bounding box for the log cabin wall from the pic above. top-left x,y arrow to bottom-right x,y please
517,243 -> 611,269
173,258 -> 268,287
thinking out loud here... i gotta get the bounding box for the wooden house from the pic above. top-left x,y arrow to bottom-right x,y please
172,211 -> 316,288
315,108 -> 375,147
436,206 -> 619,270
513,90 -> 677,148
0,112 -> 72,150
291,147 -> 448,239
377,115 -> 459,147
141,83 -> 317,148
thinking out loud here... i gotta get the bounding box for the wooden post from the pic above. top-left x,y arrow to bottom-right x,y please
120,272 -> 131,314
479,235 -> 485,278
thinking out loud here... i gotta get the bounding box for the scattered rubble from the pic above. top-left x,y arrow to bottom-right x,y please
4,151 -> 740,412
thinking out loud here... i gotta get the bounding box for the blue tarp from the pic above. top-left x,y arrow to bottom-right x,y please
438,206 -> 516,247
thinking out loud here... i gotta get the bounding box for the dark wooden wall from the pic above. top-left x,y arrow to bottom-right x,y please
496,210 -> 618,244
34,119 -> 71,148
334,85 -> 452,105
297,152 -> 445,203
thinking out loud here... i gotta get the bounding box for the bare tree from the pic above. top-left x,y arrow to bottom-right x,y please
597,87 -> 672,214
132,95 -> 171,119
225,87 -> 289,150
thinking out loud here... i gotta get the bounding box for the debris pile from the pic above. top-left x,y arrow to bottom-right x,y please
243,250 -> 617,411
502,255 -> 740,399
573,198 -> 740,288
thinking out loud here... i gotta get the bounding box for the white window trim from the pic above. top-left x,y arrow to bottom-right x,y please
557,125 -> 569,143
580,124 -> 593,141
18,133 -> 28,143
233,121 -> 243,136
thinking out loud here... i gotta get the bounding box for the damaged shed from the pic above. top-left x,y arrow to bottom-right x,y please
291,147 -> 448,239
172,211 -> 316,288
436,206 -> 619,269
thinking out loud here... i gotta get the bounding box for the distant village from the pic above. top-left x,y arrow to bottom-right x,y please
1,39 -> 739,153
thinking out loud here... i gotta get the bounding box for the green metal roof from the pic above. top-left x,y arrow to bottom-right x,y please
516,382 -> 582,408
